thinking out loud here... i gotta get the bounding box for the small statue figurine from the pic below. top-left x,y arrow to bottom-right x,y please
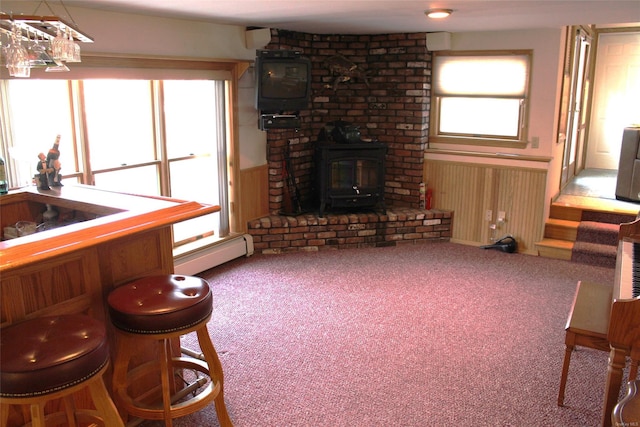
46,135 -> 62,187
36,152 -> 51,190
51,159 -> 62,186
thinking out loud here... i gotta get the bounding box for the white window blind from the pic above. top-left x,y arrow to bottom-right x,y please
433,54 -> 530,97
431,51 -> 532,144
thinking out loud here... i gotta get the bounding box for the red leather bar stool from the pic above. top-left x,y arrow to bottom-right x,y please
0,315 -> 124,427
107,274 -> 232,427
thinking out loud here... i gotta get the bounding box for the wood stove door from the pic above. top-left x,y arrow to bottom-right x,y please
315,143 -> 387,217
330,158 -> 380,196
321,156 -> 384,215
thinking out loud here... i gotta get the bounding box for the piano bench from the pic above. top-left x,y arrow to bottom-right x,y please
558,280 -> 613,406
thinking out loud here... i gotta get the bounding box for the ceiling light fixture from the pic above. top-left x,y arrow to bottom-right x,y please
426,9 -> 453,19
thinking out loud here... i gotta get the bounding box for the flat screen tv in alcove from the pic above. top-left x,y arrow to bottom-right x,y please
255,49 -> 311,113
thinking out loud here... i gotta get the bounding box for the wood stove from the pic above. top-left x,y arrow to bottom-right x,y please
314,141 -> 387,217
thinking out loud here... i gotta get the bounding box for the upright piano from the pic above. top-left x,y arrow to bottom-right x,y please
602,235 -> 640,426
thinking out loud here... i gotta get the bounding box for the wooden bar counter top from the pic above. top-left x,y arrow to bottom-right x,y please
0,185 -> 219,425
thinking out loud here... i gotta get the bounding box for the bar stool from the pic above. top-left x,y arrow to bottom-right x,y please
107,274 -> 232,427
0,315 -> 124,427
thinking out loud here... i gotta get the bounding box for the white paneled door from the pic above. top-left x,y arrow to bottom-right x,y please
587,32 -> 640,169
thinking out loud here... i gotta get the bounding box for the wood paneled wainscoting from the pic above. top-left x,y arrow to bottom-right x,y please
238,164 -> 270,232
424,158 -> 547,255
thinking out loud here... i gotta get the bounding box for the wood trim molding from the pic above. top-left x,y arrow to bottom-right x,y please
80,52 -> 250,72
425,148 -> 552,163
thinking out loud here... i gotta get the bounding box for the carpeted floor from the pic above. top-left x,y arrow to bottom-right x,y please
144,242 -> 623,426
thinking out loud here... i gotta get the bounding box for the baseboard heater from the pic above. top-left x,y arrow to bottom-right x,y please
174,234 -> 254,275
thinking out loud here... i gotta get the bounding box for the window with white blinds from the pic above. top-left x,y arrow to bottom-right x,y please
430,51 -> 532,145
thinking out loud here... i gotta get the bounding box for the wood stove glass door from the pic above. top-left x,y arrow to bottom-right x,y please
330,159 -> 378,190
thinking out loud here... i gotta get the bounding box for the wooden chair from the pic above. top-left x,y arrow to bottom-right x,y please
557,280 -> 613,406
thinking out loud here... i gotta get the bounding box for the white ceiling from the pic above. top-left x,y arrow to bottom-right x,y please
19,0 -> 640,34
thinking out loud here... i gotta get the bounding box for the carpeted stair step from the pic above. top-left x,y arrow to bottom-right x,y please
570,219 -> 622,269
570,241 -> 618,268
575,221 -> 620,247
581,211 -> 636,225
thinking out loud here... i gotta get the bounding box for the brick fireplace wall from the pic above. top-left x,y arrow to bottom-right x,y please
264,30 -> 431,214
249,30 -> 452,253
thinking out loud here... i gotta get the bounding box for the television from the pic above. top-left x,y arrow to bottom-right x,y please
255,50 -> 312,113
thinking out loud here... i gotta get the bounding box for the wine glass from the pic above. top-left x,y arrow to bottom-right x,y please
64,29 -> 81,63
27,30 -> 47,68
6,24 -> 30,78
50,27 -> 67,61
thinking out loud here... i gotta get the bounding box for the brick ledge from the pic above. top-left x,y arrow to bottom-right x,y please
247,207 -> 453,254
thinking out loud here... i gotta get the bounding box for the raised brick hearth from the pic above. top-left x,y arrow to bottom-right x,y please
247,207 -> 452,254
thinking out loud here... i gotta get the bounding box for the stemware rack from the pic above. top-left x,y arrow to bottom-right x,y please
0,13 -> 93,43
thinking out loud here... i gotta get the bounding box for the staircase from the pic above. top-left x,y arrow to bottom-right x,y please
536,203 -> 636,268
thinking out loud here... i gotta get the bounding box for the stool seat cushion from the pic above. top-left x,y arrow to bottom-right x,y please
0,315 -> 109,398
108,275 -> 213,334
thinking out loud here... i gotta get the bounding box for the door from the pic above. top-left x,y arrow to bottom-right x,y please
560,27 -> 592,188
587,32 -> 640,169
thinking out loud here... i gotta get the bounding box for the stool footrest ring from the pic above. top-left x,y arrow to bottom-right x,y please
115,357 -> 221,421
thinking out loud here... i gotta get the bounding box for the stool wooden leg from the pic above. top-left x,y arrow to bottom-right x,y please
88,375 -> 125,427
112,331 -> 138,419
1,404 -> 10,427
62,394 -> 79,427
29,403 -> 46,427
159,338 -> 174,427
196,326 -> 232,427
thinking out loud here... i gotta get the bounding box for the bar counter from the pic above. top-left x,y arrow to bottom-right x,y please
1,185 -> 218,270
0,185 -> 219,425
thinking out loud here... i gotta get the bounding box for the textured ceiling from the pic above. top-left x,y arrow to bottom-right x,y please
9,0 -> 640,34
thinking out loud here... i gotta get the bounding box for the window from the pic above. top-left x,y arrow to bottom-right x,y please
0,77 -> 230,249
430,51 -> 532,146
2,80 -> 76,188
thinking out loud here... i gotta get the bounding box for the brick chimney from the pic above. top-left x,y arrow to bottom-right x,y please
264,30 -> 431,215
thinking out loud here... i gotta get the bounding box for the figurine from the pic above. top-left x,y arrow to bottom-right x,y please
46,135 -> 62,187
51,159 -> 62,186
36,152 -> 51,190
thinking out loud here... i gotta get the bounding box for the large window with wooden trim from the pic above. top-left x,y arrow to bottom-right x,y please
0,55 -> 245,251
430,50 -> 532,147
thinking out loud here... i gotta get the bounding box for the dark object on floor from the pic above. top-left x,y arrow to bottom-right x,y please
481,235 -> 518,253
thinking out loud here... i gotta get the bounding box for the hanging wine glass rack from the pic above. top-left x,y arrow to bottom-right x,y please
0,13 -> 93,43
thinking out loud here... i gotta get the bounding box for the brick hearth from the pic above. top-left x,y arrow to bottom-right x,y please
248,207 -> 452,254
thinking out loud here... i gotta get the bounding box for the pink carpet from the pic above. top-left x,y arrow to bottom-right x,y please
154,241 -> 620,426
